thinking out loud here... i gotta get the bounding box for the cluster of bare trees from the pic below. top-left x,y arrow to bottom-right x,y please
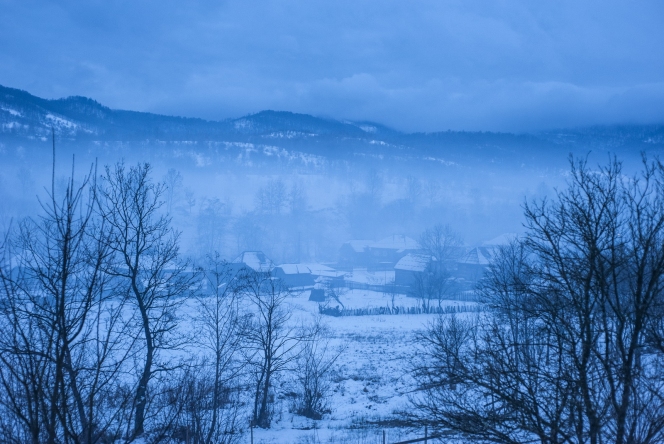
412,156 -> 664,444
410,224 -> 463,311
0,160 -> 341,443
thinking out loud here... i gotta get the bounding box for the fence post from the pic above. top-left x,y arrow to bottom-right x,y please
424,425 -> 428,444
383,430 -> 386,444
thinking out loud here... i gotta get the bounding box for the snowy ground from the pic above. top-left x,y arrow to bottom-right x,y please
246,289 -> 476,444
343,269 -> 395,287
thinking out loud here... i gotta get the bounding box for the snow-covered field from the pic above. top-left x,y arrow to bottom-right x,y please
244,289 -> 475,444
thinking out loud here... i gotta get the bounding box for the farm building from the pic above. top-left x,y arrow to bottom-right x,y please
368,235 -> 421,269
229,251 -> 274,275
338,240 -> 373,268
456,247 -> 493,281
455,233 -> 517,282
308,288 -> 326,302
394,253 -> 433,286
272,263 -> 343,288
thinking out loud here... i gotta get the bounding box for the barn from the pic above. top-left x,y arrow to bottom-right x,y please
369,235 -> 421,269
456,247 -> 493,282
338,240 -> 373,268
272,263 -> 344,288
229,251 -> 274,275
394,253 -> 433,287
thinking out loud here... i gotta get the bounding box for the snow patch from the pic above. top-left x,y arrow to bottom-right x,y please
264,131 -> 318,139
2,121 -> 26,130
423,156 -> 457,166
45,113 -> 78,129
234,119 -> 252,130
0,106 -> 22,117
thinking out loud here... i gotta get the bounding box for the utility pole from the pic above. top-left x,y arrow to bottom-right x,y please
51,127 -> 55,196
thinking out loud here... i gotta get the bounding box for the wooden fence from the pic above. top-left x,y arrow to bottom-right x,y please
319,303 -> 485,317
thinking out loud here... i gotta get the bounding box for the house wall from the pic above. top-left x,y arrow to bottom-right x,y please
273,270 -> 315,287
395,269 -> 420,287
339,244 -> 370,268
456,263 -> 488,282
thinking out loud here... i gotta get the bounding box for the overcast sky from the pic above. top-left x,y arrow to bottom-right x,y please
1,0 -> 663,132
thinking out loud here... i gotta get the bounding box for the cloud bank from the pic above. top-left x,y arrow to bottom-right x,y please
1,0 -> 662,132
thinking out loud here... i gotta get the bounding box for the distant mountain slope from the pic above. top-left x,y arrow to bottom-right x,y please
0,84 -> 232,140
1,84 -> 663,167
538,125 -> 664,153
0,85 -> 378,141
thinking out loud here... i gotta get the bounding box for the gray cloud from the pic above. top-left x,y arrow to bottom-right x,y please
1,0 -> 662,132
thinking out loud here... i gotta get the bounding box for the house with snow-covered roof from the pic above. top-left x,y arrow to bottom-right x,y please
457,246 -> 493,281
368,235 -> 421,269
373,235 -> 420,251
394,253 -> 434,286
272,263 -> 345,288
338,240 -> 373,268
456,233 -> 518,282
230,251 -> 273,275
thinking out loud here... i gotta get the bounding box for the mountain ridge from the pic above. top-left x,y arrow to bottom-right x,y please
1,84 -> 663,168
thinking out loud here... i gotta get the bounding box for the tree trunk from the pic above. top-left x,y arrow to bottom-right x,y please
132,276 -> 154,439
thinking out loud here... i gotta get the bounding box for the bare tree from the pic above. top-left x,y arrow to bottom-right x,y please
424,180 -> 441,207
241,271 -> 301,428
419,224 -> 463,265
183,188 -> 196,215
413,224 -> 463,309
255,179 -> 287,215
406,175 -> 422,205
382,278 -> 400,312
365,169 -> 383,204
98,162 -> 193,440
324,279 -> 347,311
409,263 -> 448,312
289,181 -> 307,215
411,156 -> 664,444
196,198 -> 229,256
294,318 -> 344,420
163,168 -> 183,215
187,253 -> 246,444
0,158 -> 133,444
0,236 -> 54,444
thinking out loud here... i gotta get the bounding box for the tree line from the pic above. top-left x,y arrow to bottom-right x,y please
411,156 -> 664,444
6,152 -> 663,444
0,161 -> 341,444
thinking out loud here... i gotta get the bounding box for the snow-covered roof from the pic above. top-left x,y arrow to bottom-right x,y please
394,253 -> 432,272
307,264 -> 341,277
342,240 -> 374,253
276,263 -> 340,277
232,251 -> 273,272
372,235 -> 420,252
482,233 -> 517,247
277,264 -> 308,275
459,247 -> 493,266
344,269 -> 395,285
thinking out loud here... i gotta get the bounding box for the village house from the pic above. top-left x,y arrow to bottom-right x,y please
456,247 -> 493,281
368,235 -> 421,269
394,253 -> 433,287
456,233 -> 517,281
338,240 -> 373,269
272,263 -> 344,288
229,251 -> 274,275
